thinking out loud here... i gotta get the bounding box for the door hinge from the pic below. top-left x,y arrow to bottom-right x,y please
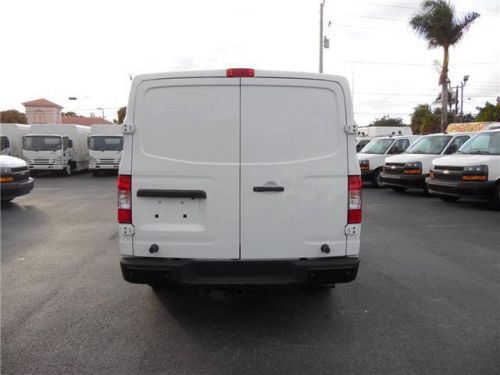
120,224 -> 135,236
122,123 -> 135,134
344,123 -> 358,134
344,224 -> 359,236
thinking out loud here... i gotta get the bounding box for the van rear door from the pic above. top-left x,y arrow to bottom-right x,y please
131,78 -> 240,259
240,78 -> 348,259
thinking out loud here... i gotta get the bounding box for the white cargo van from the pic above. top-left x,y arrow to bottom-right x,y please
357,126 -> 413,137
23,124 -> 90,175
88,124 -> 123,175
118,69 -> 362,287
381,133 -> 471,193
0,123 -> 31,158
358,135 -> 421,187
426,129 -> 500,209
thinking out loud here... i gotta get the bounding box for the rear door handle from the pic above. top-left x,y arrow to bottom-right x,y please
137,189 -> 207,199
253,186 -> 285,192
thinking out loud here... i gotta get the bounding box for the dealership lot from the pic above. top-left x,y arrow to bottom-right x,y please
1,174 -> 499,375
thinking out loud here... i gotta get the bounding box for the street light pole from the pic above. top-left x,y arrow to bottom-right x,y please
319,1 -> 325,73
460,75 -> 469,122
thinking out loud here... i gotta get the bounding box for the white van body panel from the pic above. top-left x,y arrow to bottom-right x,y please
23,124 -> 90,172
89,124 -> 123,171
0,123 -> 31,158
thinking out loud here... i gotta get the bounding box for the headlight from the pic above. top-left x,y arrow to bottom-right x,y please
359,160 -> 369,170
404,161 -> 422,174
462,165 -> 488,181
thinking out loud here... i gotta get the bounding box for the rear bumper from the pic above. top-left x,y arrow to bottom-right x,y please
381,173 -> 426,188
0,178 -> 34,200
120,257 -> 359,286
425,177 -> 495,198
89,164 -> 119,170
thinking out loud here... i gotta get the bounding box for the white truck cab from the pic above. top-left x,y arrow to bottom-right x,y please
23,124 -> 90,176
118,68 -> 362,288
88,124 -> 123,176
381,133 -> 471,193
358,135 -> 420,187
426,129 -> 500,209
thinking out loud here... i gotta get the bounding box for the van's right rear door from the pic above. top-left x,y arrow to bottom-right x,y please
131,78 -> 240,259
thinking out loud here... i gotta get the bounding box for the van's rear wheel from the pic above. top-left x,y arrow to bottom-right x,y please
489,183 -> 500,210
439,195 -> 460,202
371,169 -> 384,188
391,186 -> 407,193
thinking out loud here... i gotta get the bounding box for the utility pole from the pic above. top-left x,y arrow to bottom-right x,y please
460,75 -> 469,122
319,1 -> 325,73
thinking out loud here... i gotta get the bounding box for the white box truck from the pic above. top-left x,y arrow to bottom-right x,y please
23,124 -> 90,176
0,123 -> 31,158
118,68 -> 362,288
88,124 -> 123,176
358,126 -> 413,137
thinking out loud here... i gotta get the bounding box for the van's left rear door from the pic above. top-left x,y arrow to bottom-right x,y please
131,78 -> 240,259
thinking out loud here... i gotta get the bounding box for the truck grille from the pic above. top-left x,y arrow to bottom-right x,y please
432,165 -> 464,181
383,163 -> 406,174
32,159 -> 51,165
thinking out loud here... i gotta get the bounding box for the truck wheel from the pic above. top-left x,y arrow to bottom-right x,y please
92,171 -> 99,177
371,169 -> 384,188
489,183 -> 500,210
439,195 -> 460,202
391,186 -> 407,193
63,163 -> 72,176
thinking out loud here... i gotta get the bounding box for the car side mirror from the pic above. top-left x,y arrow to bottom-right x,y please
389,146 -> 401,154
68,140 -> 73,148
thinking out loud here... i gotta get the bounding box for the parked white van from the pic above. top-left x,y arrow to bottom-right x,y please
23,124 -> 90,176
358,135 -> 421,187
88,124 -> 123,175
381,133 -> 471,193
118,69 -> 362,288
0,123 -> 31,158
426,129 -> 500,209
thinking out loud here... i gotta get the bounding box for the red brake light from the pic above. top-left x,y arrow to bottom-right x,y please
118,174 -> 132,224
226,68 -> 255,78
348,175 -> 362,224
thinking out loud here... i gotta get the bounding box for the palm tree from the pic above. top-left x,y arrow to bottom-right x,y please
410,1 -> 479,132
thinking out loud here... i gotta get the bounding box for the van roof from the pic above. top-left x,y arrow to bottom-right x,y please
132,69 -> 350,85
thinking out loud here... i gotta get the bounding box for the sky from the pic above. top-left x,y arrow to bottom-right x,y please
1,0 -> 499,125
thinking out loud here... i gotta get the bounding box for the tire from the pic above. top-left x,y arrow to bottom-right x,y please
92,171 -> 99,177
489,183 -> 500,211
371,169 -> 384,188
439,195 -> 460,202
63,163 -> 72,177
391,186 -> 407,193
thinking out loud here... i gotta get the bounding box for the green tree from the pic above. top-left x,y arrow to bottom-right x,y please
369,115 -> 406,127
115,106 -> 126,124
410,104 -> 441,134
410,1 -> 479,132
0,109 -> 27,124
62,111 -> 78,117
475,101 -> 500,122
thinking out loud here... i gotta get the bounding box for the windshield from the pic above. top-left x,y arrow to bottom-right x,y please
359,138 -> 394,154
88,136 -> 123,151
0,136 -> 8,151
406,135 -> 452,154
23,136 -> 62,151
458,132 -> 500,155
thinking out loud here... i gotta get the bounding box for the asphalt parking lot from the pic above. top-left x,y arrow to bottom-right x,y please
1,174 -> 499,375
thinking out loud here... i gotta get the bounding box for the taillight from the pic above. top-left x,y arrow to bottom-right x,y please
348,175 -> 362,224
226,68 -> 255,77
118,174 -> 132,223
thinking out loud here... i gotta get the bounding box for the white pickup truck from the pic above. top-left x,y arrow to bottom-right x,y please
426,129 -> 500,209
